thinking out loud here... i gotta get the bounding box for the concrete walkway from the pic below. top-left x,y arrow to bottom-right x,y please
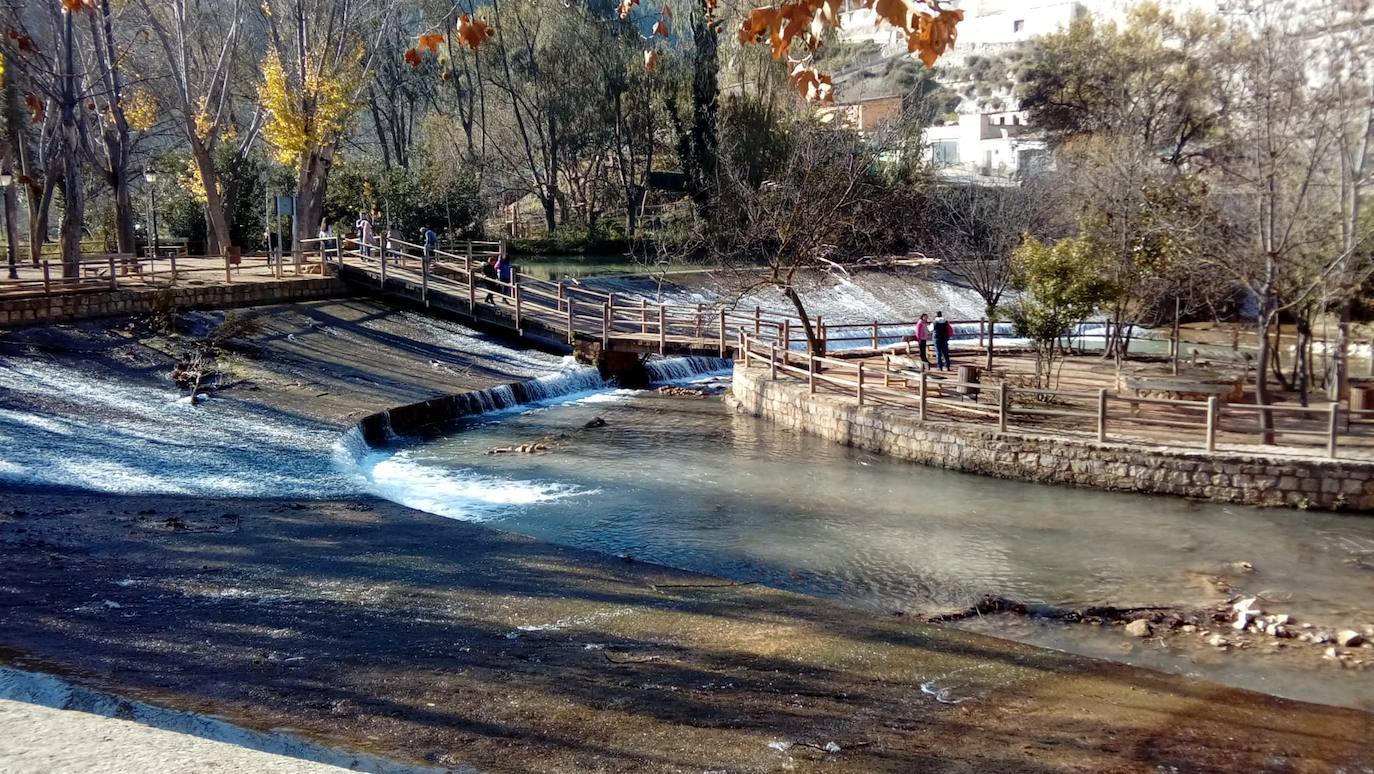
0,699 -> 353,773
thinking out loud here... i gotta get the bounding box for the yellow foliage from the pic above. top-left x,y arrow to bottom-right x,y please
259,50 -> 362,167
124,89 -> 158,131
180,159 -> 207,205
192,96 -> 214,141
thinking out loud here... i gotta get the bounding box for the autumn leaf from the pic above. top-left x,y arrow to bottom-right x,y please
737,0 -> 960,101
653,19 -> 670,37
61,0 -> 93,12
403,47 -> 423,69
417,33 -> 445,55
24,93 -> 44,123
457,15 -> 493,50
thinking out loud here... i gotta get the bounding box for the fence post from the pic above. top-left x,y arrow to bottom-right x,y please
223,254 -> 232,283
856,363 -> 865,406
108,254 -> 117,290
1205,396 -> 1218,452
979,319 -> 986,350
601,302 -> 609,349
465,243 -> 475,311
421,249 -> 429,306
659,304 -> 667,355
567,298 -> 576,344
42,261 -> 50,294
884,354 -> 891,387
1096,388 -> 1107,443
808,355 -> 816,394
754,305 -> 761,335
169,253 -> 178,286
782,319 -> 790,352
513,269 -> 523,334
1329,403 -> 1341,459
919,372 -> 928,421
871,320 -> 879,350
770,343 -> 777,380
998,384 -> 1009,433
818,317 -> 825,348
740,330 -> 750,366
640,298 -> 648,336
718,308 -> 727,358
379,249 -> 387,288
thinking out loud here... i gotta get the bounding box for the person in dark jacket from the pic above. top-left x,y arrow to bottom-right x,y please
933,311 -> 953,371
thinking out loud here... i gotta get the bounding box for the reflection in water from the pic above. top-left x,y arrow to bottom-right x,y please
366,387 -> 1374,709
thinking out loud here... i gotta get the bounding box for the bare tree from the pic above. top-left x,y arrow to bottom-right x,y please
712,120 -> 905,355
927,177 -> 1055,369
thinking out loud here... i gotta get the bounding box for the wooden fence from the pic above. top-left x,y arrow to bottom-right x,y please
736,330 -> 1374,460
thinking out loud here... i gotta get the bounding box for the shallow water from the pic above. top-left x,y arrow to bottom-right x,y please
369,384 -> 1374,709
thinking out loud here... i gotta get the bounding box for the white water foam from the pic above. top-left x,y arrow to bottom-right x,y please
335,355 -> 733,521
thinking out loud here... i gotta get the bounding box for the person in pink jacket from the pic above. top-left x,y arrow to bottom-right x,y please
909,313 -> 931,365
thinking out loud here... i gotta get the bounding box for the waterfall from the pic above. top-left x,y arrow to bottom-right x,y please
644,356 -> 733,383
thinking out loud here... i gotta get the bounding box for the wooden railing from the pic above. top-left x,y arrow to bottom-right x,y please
0,250 -> 331,299
736,330 -> 1373,460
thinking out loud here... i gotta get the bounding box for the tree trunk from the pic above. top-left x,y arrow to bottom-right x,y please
1332,301 -> 1351,402
1255,310 -> 1274,444
1296,318 -> 1311,408
191,140 -> 233,256
58,172 -> 83,278
784,285 -> 824,356
27,180 -> 54,267
112,172 -> 136,256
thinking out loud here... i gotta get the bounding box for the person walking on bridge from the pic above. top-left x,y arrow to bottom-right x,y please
421,226 -> 438,271
933,312 -> 953,371
355,212 -> 373,257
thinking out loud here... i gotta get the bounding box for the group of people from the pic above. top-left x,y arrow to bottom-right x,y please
905,311 -> 955,371
331,214 -> 510,303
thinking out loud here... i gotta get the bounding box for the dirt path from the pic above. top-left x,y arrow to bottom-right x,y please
1,300 -> 1371,772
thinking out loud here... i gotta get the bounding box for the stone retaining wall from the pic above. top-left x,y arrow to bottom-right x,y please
0,277 -> 347,328
729,362 -> 1374,511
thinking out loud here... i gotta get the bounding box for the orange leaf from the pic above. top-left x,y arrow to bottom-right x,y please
457,15 -> 493,50
417,33 -> 445,55
403,47 -> 423,69
653,19 -> 670,37
24,93 -> 44,123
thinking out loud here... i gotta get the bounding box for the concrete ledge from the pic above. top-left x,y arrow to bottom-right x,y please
729,361 -> 1374,511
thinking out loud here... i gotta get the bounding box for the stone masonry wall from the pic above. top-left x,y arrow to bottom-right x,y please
0,277 -> 347,328
729,362 -> 1374,512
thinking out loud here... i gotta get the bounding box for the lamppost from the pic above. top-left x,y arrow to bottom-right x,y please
1,170 -> 14,280
144,169 -> 160,259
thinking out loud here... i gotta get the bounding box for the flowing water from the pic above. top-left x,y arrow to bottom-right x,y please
4,335 -> 1374,710
351,381 -> 1374,710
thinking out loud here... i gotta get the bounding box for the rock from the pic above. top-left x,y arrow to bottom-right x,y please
583,417 -> 607,429
1207,634 -> 1229,648
1271,613 -> 1291,626
1312,631 -> 1333,645
1124,619 -> 1153,638
1231,597 -> 1261,631
1336,630 -> 1365,648
1180,624 -> 1196,633
1324,647 -> 1340,660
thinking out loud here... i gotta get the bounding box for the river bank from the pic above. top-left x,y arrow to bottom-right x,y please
2,299 -> 1372,771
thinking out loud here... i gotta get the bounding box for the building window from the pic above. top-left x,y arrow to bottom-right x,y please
1013,19 -> 1024,33
931,140 -> 959,166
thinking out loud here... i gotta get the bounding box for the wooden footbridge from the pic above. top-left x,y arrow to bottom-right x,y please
312,236 -> 764,359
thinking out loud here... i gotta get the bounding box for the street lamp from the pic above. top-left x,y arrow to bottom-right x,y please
144,170 -> 159,259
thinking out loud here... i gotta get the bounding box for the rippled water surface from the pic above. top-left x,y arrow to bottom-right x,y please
379,386 -> 1374,709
